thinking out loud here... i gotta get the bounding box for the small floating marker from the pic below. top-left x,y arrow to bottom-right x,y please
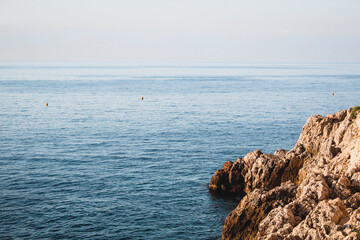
332,93 -> 334,95
45,103 -> 48,106
141,96 -> 144,100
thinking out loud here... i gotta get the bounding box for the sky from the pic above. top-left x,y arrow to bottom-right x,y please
0,0 -> 360,62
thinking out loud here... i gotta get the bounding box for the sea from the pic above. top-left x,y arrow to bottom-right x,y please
0,62 -> 359,239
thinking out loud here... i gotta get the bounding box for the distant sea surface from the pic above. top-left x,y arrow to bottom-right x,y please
1,62 -> 359,239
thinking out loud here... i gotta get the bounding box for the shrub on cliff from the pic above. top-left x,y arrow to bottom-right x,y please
350,106 -> 360,119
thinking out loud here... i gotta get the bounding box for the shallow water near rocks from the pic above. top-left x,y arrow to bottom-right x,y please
0,62 -> 359,239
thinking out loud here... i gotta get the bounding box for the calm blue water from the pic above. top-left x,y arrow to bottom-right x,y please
0,62 -> 359,239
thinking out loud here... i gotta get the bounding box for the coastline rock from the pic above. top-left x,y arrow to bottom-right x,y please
209,145 -> 310,197
209,160 -> 245,194
222,181 -> 297,240
289,198 -> 350,240
210,107 -> 360,240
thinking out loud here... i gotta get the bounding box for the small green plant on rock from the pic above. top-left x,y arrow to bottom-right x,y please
350,106 -> 360,120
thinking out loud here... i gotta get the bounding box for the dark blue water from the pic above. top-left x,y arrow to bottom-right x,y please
0,62 -> 359,239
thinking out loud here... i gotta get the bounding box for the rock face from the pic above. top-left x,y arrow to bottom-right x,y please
210,108 -> 360,240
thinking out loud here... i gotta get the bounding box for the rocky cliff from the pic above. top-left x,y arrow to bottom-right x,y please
209,108 -> 360,240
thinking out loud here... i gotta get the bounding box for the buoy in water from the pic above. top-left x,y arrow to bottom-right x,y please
332,93 -> 334,95
141,97 -> 144,100
46,103 -> 48,106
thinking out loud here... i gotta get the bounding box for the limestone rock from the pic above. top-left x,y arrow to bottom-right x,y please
289,198 -> 350,239
344,192 -> 360,209
296,174 -> 332,201
209,161 -> 236,193
351,172 -> 360,192
222,182 -> 297,240
334,176 -> 352,199
209,145 -> 309,196
209,108 -> 360,239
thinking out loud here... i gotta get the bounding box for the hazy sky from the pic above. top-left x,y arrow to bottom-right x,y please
0,0 -> 359,62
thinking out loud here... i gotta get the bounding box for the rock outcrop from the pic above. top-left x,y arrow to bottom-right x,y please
210,107 -> 360,240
